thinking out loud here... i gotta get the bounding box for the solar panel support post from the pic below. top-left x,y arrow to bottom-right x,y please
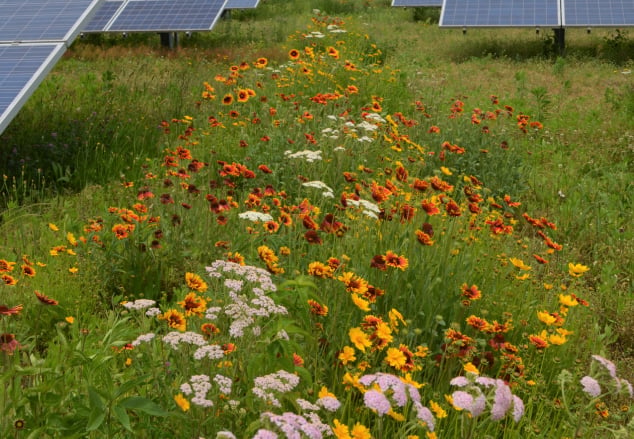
160,32 -> 178,49
553,27 -> 565,56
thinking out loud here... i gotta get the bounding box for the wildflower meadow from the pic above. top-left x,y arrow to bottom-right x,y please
1,2 -> 633,438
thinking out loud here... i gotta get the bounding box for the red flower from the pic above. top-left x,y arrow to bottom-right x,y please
0,304 -> 23,316
35,291 -> 58,305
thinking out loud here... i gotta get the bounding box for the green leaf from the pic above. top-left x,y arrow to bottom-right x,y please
86,407 -> 106,432
118,396 -> 167,416
113,404 -> 133,432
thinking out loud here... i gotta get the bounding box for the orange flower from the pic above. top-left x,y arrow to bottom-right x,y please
384,251 -> 408,270
327,46 -> 339,58
159,309 -> 186,331
222,93 -> 234,105
0,259 -> 16,272
35,291 -> 58,305
288,48 -> 300,60
185,272 -> 208,292
2,274 -> 17,286
307,299 -> 329,316
178,292 -> 207,317
0,304 -> 23,316
461,284 -> 482,300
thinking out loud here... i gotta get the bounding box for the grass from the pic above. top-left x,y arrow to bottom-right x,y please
1,1 -> 632,438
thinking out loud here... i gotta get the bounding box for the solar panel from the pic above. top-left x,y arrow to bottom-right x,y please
563,0 -> 634,26
0,43 -> 65,133
84,0 -> 228,32
440,0 -> 561,27
224,0 -> 260,9
0,0 -> 104,43
392,0 -> 442,7
82,0 -> 124,33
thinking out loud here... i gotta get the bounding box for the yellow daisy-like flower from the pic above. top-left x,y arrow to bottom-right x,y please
388,409 -> 405,421
537,311 -> 557,326
509,257 -> 531,270
548,333 -> 567,345
559,294 -> 579,307
178,292 -> 208,317
174,393 -> 190,412
351,293 -> 370,312
185,272 -> 208,292
159,309 -> 187,332
332,419 -> 351,439
440,166 -> 452,175
342,372 -> 364,392
429,400 -> 448,418
349,327 -> 372,352
385,347 -> 407,369
318,386 -> 336,399
65,316 -> 75,324
48,223 -> 59,231
568,262 -> 590,277
463,362 -> 479,375
388,308 -> 406,330
338,346 -> 357,365
350,423 -> 371,439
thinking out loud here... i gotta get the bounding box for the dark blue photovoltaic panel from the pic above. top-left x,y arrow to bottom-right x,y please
225,0 -> 259,9
0,0 -> 103,42
392,0 -> 442,7
440,0 -> 560,27
563,0 -> 634,26
83,1 -> 124,32
0,43 -> 65,133
106,0 -> 227,32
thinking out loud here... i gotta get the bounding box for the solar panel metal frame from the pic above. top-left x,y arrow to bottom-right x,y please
562,0 -> 634,27
84,0 -> 229,33
224,0 -> 260,9
439,0 -> 561,28
391,0 -> 442,7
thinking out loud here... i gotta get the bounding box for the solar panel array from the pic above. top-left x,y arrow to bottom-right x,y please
439,0 -> 634,28
84,0 -> 229,32
0,0 -> 104,134
392,0 -> 442,7
225,0 -> 260,9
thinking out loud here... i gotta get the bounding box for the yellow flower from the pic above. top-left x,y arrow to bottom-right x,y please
385,347 -> 407,369
65,316 -> 74,324
351,293 -> 370,312
159,309 -> 187,331
515,273 -> 531,280
185,272 -> 208,292
125,357 -> 132,366
537,311 -> 557,326
388,308 -> 406,330
509,257 -> 531,270
48,223 -> 59,231
338,346 -> 356,365
568,263 -> 590,277
349,327 -> 372,352
68,267 -> 79,274
559,294 -> 579,307
332,420 -> 351,439
429,400 -> 448,418
342,372 -> 364,392
426,433 -> 438,439
66,232 -> 77,246
174,393 -> 190,412
350,423 -> 371,439
388,409 -> 405,421
319,386 -> 336,399
548,333 -> 567,345
440,166 -> 452,175
463,362 -> 479,375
